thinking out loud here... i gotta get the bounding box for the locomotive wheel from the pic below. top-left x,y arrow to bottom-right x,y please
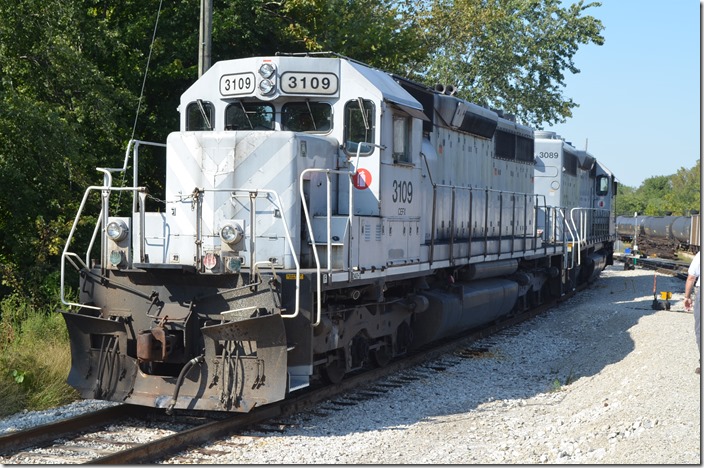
372,345 -> 392,367
323,352 -> 346,384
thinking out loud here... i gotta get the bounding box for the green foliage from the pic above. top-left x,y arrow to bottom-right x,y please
0,293 -> 78,417
549,367 -> 575,392
614,160 -> 700,216
0,0 -> 135,304
12,369 -> 26,384
407,0 -> 605,127
665,159 -> 701,216
265,0 -> 427,71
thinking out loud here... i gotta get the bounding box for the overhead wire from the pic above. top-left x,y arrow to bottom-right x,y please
117,0 -> 164,208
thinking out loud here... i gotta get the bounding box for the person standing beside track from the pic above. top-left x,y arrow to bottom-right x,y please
684,250 -> 701,374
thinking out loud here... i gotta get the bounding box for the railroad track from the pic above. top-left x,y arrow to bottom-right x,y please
614,253 -> 690,280
0,285 -> 581,464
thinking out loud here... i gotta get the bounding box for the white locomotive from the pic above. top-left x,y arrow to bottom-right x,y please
60,53 -> 617,412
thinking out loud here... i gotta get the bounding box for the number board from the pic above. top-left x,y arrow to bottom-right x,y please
220,73 -> 256,96
281,72 -> 338,95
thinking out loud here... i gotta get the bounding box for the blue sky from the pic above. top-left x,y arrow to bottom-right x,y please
549,0 -> 700,188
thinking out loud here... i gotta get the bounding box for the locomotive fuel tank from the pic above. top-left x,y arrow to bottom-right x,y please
411,279 -> 519,347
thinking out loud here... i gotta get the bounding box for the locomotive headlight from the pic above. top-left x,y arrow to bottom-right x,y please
220,223 -> 244,245
258,63 -> 276,79
259,79 -> 275,95
106,220 -> 129,242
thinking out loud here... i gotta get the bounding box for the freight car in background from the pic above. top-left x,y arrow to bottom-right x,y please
59,52 -> 617,414
616,214 -> 700,259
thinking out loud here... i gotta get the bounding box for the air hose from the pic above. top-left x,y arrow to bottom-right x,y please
166,355 -> 205,415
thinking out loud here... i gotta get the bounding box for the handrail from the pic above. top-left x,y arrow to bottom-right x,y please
218,188 -> 301,319
130,140 -> 167,213
569,207 -> 613,265
299,167 -> 355,327
298,143 -> 382,327
556,207 -> 576,270
60,185 -> 148,310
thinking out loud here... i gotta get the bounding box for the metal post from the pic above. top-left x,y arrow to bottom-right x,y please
198,0 -> 212,77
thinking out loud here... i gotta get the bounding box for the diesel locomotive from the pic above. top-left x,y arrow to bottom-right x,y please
60,53 -> 617,413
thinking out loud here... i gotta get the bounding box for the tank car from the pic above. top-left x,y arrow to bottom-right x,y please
616,214 -> 700,258
59,53 -> 616,413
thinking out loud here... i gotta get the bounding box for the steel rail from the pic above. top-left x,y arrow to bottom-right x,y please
0,404 -> 141,456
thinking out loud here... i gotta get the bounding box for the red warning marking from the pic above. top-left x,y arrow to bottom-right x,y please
353,168 -> 372,190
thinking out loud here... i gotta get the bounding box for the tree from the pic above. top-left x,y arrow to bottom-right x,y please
637,176 -> 672,216
406,0 -> 604,127
250,0 -> 427,71
615,161 -> 700,217
665,160 -> 700,216
614,185 -> 645,217
0,0 -> 135,303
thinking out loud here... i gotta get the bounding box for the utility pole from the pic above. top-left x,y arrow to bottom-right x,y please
198,0 -> 212,77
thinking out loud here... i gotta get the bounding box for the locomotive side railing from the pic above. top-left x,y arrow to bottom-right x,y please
298,142 -> 383,327
61,140 -> 165,310
568,207 -> 614,264
427,184 -> 544,265
531,199 -> 572,272
60,184 -> 148,310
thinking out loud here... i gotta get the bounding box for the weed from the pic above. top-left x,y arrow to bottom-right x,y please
548,368 -> 576,392
11,369 -> 26,384
0,291 -> 80,417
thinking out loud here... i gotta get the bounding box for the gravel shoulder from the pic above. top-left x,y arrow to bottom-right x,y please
173,264 -> 700,464
1,263 -> 700,464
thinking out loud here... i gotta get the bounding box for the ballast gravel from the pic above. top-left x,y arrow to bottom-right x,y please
1,263 -> 700,464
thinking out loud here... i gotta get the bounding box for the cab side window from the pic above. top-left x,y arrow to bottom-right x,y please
393,114 -> 411,163
225,103 -> 274,130
186,101 -> 215,131
281,102 -> 332,132
344,99 -> 375,155
596,175 -> 610,196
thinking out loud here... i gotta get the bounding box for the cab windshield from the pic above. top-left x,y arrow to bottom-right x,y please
225,102 -> 274,130
281,102 -> 332,132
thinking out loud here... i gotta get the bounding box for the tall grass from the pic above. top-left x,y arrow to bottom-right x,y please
0,293 -> 79,418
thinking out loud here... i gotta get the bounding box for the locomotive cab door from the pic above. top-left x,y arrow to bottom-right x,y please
378,103 -> 425,266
